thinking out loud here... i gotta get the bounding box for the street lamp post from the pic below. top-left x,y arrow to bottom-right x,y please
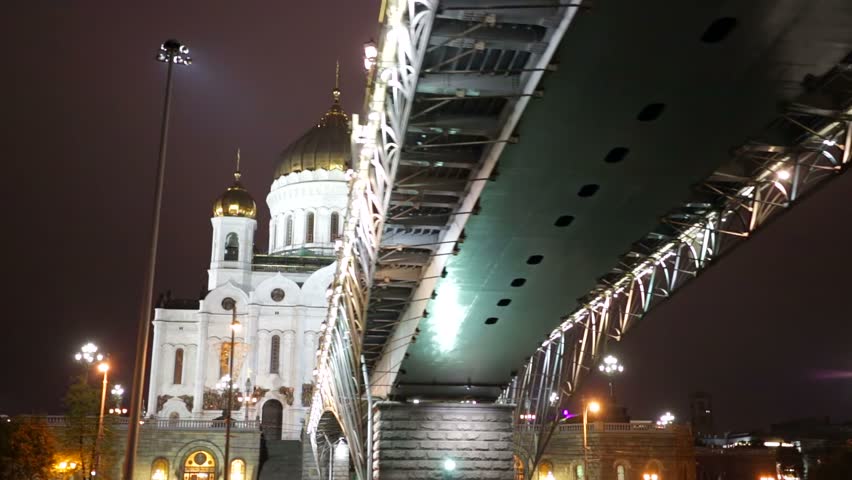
123,39 -> 191,480
598,355 -> 624,401
237,378 -> 258,422
582,399 -> 601,480
74,343 -> 104,383
223,299 -> 241,480
94,361 -> 110,477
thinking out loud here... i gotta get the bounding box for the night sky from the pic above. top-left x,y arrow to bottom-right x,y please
2,2 -> 850,433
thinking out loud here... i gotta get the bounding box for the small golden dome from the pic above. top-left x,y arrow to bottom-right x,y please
213,159 -> 257,219
273,70 -> 351,179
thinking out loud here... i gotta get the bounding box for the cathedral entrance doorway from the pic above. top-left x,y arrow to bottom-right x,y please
182,451 -> 215,480
262,399 -> 283,441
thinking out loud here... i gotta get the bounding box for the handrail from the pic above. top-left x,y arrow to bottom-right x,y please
40,415 -> 261,431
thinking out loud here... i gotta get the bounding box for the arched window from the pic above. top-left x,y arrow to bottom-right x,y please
230,459 -> 246,480
224,232 -> 239,261
305,212 -> 315,243
330,212 -> 340,241
285,215 -> 293,246
220,343 -> 232,378
173,348 -> 184,384
270,335 -> 280,374
575,463 -> 585,480
617,464 -> 626,480
184,451 -> 215,479
151,457 -> 168,480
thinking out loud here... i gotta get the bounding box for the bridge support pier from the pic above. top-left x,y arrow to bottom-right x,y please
372,402 -> 515,479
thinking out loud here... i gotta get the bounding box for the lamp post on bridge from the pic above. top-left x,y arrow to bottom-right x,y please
598,355 -> 624,402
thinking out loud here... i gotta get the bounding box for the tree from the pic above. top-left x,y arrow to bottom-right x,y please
62,379 -> 99,480
5,417 -> 58,480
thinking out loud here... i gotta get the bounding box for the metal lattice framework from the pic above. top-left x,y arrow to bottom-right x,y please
501,62 -> 852,477
306,1 -> 438,479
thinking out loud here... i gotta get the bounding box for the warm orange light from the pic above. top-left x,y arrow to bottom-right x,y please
230,321 -> 241,332
97,362 -> 110,373
643,474 -> 659,480
588,401 -> 601,413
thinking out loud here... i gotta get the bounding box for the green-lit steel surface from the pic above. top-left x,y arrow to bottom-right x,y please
399,0 -> 852,394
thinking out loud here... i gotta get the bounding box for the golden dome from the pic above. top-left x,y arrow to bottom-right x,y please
273,78 -> 351,179
213,163 -> 257,219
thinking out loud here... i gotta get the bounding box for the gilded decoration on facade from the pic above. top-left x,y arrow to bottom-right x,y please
279,386 -> 294,406
301,383 -> 314,407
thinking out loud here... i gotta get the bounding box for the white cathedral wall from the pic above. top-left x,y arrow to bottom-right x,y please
148,262 -> 334,440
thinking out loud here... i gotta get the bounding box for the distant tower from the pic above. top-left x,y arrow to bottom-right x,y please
208,151 -> 257,289
689,391 -> 714,437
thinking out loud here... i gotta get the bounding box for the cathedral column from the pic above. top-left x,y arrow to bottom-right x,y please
192,314 -> 209,415
302,330 -> 317,386
147,321 -> 163,418
245,307 -> 259,390
282,330 -> 295,388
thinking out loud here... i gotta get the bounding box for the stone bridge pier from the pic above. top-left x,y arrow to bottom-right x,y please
371,402 -> 516,479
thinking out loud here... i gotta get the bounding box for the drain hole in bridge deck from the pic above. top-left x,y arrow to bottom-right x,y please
485,317 -> 498,325
604,147 -> 629,164
555,215 -> 575,227
511,278 -> 526,287
527,255 -> 543,265
577,184 -> 599,198
637,103 -> 665,122
497,299 -> 511,307
701,17 -> 737,43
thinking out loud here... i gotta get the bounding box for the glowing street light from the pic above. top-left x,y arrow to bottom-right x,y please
643,474 -> 659,480
123,38 -> 192,480
598,354 -> 624,400
443,458 -> 456,471
657,411 -> 675,427
94,362 -> 110,478
776,169 -> 791,180
583,399 -> 602,475
74,342 -> 104,364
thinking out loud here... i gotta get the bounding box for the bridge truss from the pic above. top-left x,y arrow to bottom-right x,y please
306,0 -> 586,478
502,58 -> 852,476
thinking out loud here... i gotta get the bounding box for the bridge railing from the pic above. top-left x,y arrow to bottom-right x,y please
41,415 -> 260,431
514,422 -> 689,435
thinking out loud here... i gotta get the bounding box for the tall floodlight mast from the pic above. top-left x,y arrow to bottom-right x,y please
122,39 -> 191,480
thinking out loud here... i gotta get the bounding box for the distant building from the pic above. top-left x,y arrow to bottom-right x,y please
525,421 -> 696,480
695,433 -> 803,480
689,392 -> 714,438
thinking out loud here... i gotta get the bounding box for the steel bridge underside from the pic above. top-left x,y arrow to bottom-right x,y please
363,0 -> 852,400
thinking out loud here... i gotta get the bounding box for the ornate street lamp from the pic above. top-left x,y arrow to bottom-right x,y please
237,378 -> 259,421
123,39 -> 192,480
598,354 -> 624,401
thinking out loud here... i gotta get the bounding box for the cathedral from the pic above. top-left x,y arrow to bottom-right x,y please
139,79 -> 352,479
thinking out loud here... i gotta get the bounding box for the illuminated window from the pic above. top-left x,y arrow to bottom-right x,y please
305,212 -> 315,243
151,457 -> 168,480
224,233 -> 239,261
173,348 -> 184,384
576,464 -> 585,480
184,451 -> 215,479
285,215 -> 293,246
617,464 -> 626,480
229,459 -> 246,480
220,343 -> 232,378
330,212 -> 340,241
270,335 -> 280,374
